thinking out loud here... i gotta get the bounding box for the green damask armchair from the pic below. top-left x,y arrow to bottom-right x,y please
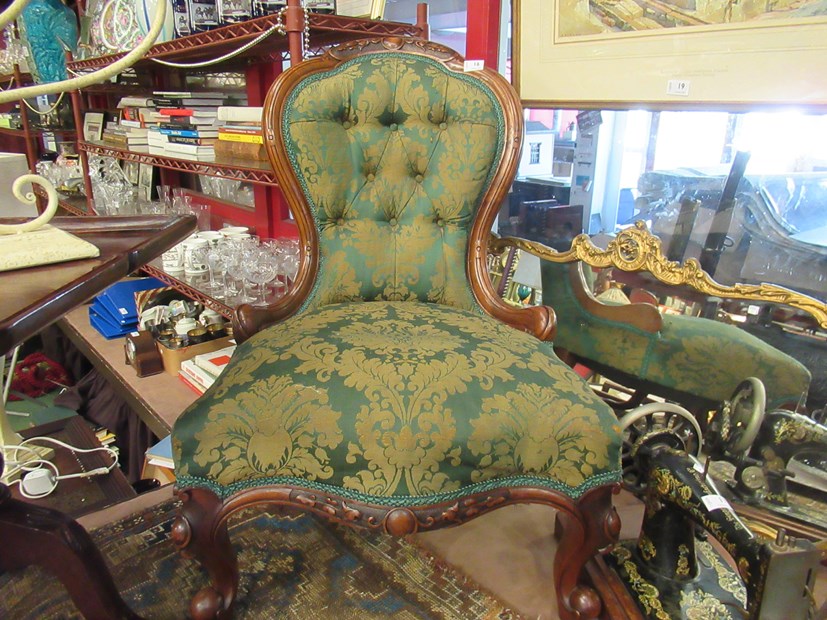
170,38 -> 622,619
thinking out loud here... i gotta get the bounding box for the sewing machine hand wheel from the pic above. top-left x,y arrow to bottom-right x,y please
618,402 -> 703,494
708,377 -> 766,457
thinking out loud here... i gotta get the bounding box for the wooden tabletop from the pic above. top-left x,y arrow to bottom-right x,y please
58,305 -> 199,436
0,215 -> 196,355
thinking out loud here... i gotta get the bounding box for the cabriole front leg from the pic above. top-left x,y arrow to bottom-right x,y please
172,487 -> 239,619
553,485 -> 621,620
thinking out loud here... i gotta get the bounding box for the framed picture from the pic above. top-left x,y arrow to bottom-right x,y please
336,0 -> 372,17
82,111 -> 105,142
138,164 -> 155,201
336,0 -> 385,18
513,0 -> 827,109
122,161 -> 139,185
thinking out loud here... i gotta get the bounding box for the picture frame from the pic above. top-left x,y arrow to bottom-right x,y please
82,111 -> 105,142
336,0 -> 385,19
336,0 -> 372,17
513,0 -> 827,109
138,164 -> 155,201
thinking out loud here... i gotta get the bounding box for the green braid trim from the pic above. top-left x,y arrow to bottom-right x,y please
174,470 -> 620,505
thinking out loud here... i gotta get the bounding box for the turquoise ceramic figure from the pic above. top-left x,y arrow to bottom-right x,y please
18,0 -> 79,83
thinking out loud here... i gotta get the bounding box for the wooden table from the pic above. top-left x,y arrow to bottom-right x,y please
0,215 -> 195,620
10,416 -> 137,518
59,304 -> 199,437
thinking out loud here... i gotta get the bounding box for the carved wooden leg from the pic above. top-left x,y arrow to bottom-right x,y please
0,485 -> 140,619
553,485 -> 621,620
172,487 -> 238,620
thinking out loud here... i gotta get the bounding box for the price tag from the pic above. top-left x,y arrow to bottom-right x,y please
701,494 -> 731,512
464,60 -> 484,72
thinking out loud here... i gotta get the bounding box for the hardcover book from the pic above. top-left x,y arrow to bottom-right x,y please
193,344 -> 236,376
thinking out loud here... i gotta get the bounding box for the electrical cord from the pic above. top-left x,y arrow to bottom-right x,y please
3,436 -> 119,499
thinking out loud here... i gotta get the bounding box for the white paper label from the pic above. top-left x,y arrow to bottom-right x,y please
701,494 -> 731,512
464,60 -> 484,72
667,79 -> 690,96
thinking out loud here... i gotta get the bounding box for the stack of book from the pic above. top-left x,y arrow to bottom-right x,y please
215,106 -> 266,161
143,434 -> 174,484
101,116 -> 150,151
146,91 -> 229,160
116,95 -> 164,127
178,343 -> 237,394
93,425 -> 117,448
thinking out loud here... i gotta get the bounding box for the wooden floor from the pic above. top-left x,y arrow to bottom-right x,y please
78,485 -> 825,619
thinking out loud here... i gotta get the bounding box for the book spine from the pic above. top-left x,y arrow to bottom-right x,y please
102,133 -> 128,145
216,106 -> 263,122
178,371 -> 206,395
166,144 -> 214,155
218,131 -> 264,144
158,108 -> 194,116
219,124 -> 262,133
158,128 -> 203,138
167,135 -> 217,145
180,361 -> 216,391
214,139 -> 267,161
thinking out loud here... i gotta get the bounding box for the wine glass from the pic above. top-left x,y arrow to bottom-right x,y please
197,241 -> 230,298
243,248 -> 281,306
224,240 -> 257,304
280,238 -> 300,291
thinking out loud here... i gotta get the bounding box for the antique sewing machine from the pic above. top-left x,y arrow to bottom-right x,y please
705,378 -> 827,533
609,397 -> 821,619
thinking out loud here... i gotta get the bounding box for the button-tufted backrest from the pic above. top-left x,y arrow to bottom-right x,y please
277,46 -> 511,311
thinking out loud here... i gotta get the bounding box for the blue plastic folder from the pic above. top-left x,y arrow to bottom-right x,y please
95,277 -> 165,327
89,301 -> 135,339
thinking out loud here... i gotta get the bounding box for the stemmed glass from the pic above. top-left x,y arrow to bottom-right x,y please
194,242 -> 229,299
243,248 -> 281,306
280,239 -> 300,291
224,240 -> 257,304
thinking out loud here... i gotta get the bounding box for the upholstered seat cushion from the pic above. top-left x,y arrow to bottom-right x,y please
173,301 -> 621,503
541,261 -> 811,409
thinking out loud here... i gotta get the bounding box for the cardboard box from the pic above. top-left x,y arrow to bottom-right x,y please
158,335 -> 235,375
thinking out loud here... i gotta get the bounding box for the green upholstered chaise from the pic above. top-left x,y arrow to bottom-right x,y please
539,260 -> 810,412
491,234 -> 811,413
171,38 -> 622,620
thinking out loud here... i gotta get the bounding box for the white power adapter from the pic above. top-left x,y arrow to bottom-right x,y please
21,468 -> 57,496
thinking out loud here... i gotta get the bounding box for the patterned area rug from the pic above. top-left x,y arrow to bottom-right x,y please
0,500 -> 520,619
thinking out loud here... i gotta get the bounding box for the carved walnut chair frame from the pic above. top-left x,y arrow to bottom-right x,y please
170,38 -> 621,620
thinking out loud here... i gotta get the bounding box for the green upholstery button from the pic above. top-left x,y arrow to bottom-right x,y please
389,217 -> 398,227
439,122 -> 447,130
414,174 -> 424,183
342,120 -> 352,129
436,218 -> 445,227
366,173 -> 375,181
337,218 -> 345,226
390,123 -> 398,131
